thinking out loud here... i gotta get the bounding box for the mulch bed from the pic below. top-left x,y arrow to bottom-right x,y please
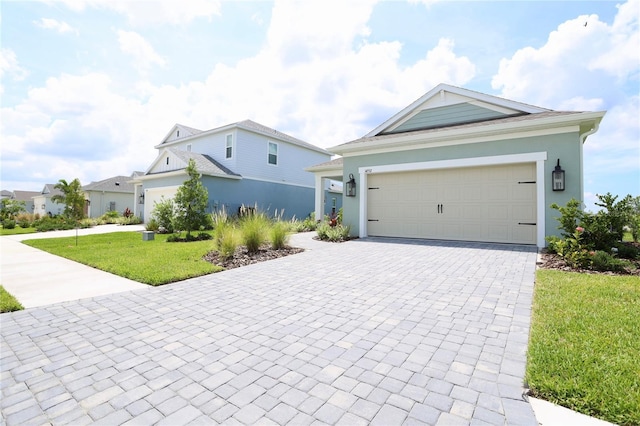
537,250 -> 640,276
203,245 -> 304,269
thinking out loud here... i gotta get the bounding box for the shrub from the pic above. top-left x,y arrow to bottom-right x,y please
550,198 -> 584,237
2,220 -> 16,229
117,216 -> 142,225
290,213 -> 317,232
591,251 -> 632,273
145,218 -> 159,232
241,212 -> 269,253
123,207 -> 133,218
151,197 -> 175,233
218,227 -> 238,260
317,222 -> 350,242
270,221 -> 289,250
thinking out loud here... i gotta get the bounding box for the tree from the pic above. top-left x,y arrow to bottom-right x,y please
173,159 -> 209,238
51,178 -> 85,220
0,199 -> 26,222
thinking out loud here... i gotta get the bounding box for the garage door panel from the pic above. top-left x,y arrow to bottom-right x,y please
367,163 -> 536,244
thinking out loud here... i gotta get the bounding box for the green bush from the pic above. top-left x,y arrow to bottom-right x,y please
291,213 -> 317,232
145,218 -> 159,232
151,197 -> 175,233
241,213 -> 269,253
2,220 -> 16,229
270,221 -> 289,250
591,251 -> 632,273
317,222 -> 350,242
218,226 -> 238,260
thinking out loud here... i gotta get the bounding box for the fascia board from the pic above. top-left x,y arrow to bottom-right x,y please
364,84 -> 549,137
332,111 -> 605,156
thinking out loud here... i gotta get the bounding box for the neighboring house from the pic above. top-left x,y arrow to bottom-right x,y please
308,83 -> 605,247
83,175 -> 137,218
1,190 -> 12,200
132,120 -> 334,221
33,184 -> 64,217
11,191 -> 40,213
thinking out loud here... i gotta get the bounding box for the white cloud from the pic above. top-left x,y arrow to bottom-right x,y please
2,0 -> 478,189
116,30 -> 166,74
52,0 -> 221,26
0,48 -> 28,94
33,18 -> 79,35
589,0 -> 640,79
491,3 -> 639,108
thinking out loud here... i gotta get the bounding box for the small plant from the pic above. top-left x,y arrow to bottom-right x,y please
145,218 -> 159,232
290,213 -> 317,232
152,197 -> 175,234
123,207 -> 133,218
2,220 -> 16,229
591,251 -> 631,273
317,222 -> 350,242
218,227 -> 238,260
270,221 -> 289,250
241,212 -> 269,253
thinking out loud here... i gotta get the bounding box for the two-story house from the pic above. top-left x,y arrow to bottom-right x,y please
133,120 -> 335,221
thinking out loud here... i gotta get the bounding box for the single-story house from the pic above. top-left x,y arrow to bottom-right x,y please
11,190 -> 40,213
308,83 -> 605,247
83,175 -> 138,218
33,184 -> 64,217
132,119 -> 339,221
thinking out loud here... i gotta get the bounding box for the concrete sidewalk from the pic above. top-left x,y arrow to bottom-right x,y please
1,225 -> 148,308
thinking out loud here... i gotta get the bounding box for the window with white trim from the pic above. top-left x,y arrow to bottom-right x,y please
225,134 -> 233,159
186,144 -> 192,152
268,141 -> 278,165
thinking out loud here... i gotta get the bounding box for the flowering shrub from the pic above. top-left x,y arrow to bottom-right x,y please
547,195 -> 639,273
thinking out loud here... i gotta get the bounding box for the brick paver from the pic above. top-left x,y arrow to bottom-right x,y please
1,238 -> 538,425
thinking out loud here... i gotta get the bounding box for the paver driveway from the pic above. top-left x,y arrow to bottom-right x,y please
1,238 -> 538,425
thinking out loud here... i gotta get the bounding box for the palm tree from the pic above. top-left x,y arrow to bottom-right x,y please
51,178 -> 85,220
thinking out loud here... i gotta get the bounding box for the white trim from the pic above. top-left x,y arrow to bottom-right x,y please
357,152 -> 548,247
267,141 -> 278,166
365,83 -> 549,137
225,133 -> 234,159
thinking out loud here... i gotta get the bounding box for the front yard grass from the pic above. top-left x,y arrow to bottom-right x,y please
0,286 -> 24,313
527,269 -> 640,425
24,231 -> 222,286
0,226 -> 37,236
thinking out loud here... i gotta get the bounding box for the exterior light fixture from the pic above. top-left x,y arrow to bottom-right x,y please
345,173 -> 356,197
139,193 -> 145,204
552,159 -> 565,191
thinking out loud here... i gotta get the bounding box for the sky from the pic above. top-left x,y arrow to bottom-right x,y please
1,0 -> 638,212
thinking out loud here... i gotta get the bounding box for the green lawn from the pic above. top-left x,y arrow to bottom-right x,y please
24,232 -> 222,286
527,270 -> 640,425
0,226 -> 37,236
0,286 -> 24,313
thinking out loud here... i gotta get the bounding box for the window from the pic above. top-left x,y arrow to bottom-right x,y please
186,144 -> 192,152
268,142 -> 278,165
166,157 -> 169,165
177,130 -> 180,137
225,134 -> 233,159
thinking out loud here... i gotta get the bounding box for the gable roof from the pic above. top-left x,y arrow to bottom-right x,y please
157,119 -> 330,155
83,176 -> 135,193
39,184 -> 63,197
365,83 -> 550,137
141,148 -> 241,180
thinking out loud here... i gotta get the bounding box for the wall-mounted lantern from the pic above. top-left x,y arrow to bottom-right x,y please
552,159 -> 565,191
139,193 -> 145,204
345,173 -> 356,197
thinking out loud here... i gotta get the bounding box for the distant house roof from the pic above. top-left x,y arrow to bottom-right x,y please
158,119 -> 330,155
83,176 -> 135,193
12,190 -> 40,201
39,184 -> 63,197
1,190 -> 12,199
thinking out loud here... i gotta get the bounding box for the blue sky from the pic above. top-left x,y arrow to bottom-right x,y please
1,0 -> 638,211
